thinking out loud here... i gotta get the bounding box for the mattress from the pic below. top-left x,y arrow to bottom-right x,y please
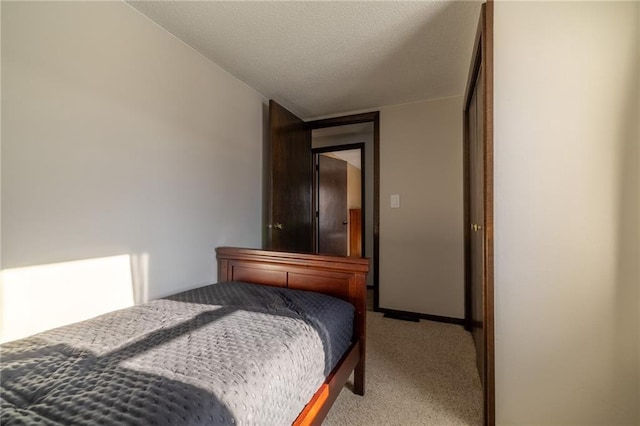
0,281 -> 355,425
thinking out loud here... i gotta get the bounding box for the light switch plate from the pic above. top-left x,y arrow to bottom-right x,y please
390,194 -> 400,208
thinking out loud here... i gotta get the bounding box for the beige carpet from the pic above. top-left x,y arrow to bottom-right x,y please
324,312 -> 482,425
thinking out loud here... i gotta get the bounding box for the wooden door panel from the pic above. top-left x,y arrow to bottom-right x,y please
470,65 -> 485,381
349,209 -> 362,257
267,100 -> 312,252
463,3 -> 494,424
317,155 -> 348,256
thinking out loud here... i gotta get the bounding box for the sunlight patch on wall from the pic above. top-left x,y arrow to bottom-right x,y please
1,255 -> 135,343
130,253 -> 150,304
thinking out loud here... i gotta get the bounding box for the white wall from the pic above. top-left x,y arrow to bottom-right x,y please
380,97 -> 464,318
1,1 -> 264,317
494,1 -> 639,424
0,0 -> 3,277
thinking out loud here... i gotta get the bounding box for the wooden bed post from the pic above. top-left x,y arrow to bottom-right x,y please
352,272 -> 367,395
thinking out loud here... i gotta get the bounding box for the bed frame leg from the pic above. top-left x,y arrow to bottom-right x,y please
354,360 -> 365,396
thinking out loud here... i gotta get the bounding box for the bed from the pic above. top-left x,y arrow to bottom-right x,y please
0,247 -> 369,425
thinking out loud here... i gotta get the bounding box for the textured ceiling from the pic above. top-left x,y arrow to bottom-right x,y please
127,1 -> 482,119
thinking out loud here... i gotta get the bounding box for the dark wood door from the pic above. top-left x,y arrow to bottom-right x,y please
463,3 -> 494,424
469,65 -> 485,380
317,155 -> 348,256
266,100 -> 312,252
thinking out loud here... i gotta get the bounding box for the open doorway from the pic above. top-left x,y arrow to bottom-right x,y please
310,121 -> 376,293
313,145 -> 364,257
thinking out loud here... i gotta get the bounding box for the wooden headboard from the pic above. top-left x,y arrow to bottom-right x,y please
217,247 -> 368,306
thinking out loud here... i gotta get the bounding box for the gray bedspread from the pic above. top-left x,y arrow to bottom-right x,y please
0,282 -> 355,425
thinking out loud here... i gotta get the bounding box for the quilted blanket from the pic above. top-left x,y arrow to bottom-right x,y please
0,282 -> 355,425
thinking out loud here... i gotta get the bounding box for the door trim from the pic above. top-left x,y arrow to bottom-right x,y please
463,2 -> 494,425
308,112 -> 380,309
